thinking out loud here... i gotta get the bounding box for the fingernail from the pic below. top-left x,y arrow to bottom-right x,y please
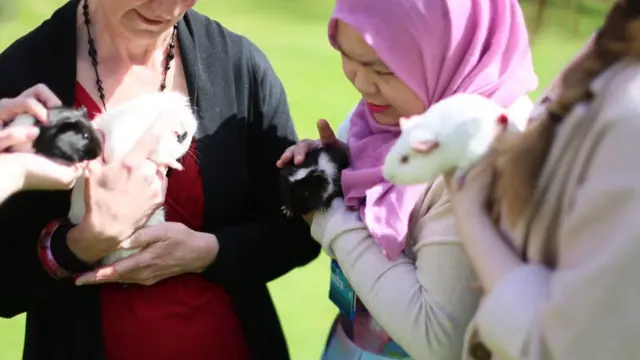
26,127 -> 40,137
120,239 -> 132,249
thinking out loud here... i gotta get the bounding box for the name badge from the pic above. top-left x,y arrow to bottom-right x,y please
329,260 -> 360,320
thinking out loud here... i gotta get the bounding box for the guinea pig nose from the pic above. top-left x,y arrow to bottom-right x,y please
400,155 -> 409,164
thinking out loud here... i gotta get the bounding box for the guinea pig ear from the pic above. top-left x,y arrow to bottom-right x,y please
410,139 -> 439,154
496,113 -> 509,128
78,106 -> 89,118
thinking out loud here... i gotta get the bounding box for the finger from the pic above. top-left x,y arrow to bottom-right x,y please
9,153 -> 83,190
275,145 -> 296,168
75,251 -> 149,285
86,158 -> 103,175
160,175 -> 168,199
0,97 -> 49,124
119,225 -> 166,250
109,251 -> 151,278
0,126 -> 39,151
442,170 -> 454,190
121,121 -> 167,166
317,119 -> 338,145
21,83 -> 62,109
292,140 -> 317,165
75,265 -> 120,285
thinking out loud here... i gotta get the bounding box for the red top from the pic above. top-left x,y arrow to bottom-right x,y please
74,83 -> 249,360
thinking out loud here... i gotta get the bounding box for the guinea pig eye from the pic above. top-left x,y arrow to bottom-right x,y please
400,155 -> 409,164
176,131 -> 188,144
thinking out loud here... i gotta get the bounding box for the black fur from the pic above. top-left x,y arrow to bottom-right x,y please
32,106 -> 102,163
279,144 -> 350,217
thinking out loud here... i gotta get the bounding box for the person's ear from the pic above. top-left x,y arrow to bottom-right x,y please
410,139 -> 439,153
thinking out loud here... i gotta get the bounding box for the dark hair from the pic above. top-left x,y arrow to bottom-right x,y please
496,0 -> 640,227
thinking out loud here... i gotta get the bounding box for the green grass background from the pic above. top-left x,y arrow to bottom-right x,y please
0,1 -> 609,359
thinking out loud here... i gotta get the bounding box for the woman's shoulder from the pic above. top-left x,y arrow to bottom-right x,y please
560,60 -> 640,197
592,60 -> 640,124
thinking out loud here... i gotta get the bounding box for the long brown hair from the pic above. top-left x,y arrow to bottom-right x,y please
495,0 -> 640,227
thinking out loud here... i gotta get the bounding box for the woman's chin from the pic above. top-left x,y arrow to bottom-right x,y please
372,113 -> 400,126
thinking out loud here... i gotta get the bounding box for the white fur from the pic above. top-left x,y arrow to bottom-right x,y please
317,152 -> 337,201
382,93 -> 519,186
287,151 -> 337,201
67,91 -> 198,265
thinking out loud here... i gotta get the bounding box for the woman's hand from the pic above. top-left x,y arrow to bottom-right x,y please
0,84 -> 83,198
276,119 -> 347,224
275,118 -> 347,167
0,83 -> 61,153
444,154 -> 495,219
67,125 -> 169,264
74,222 -> 219,286
444,156 -> 524,292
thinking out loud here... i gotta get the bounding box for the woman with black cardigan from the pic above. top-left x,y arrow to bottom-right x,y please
0,1 -> 320,359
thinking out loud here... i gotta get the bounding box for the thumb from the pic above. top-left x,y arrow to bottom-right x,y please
81,159 -> 105,216
0,126 -> 39,151
317,119 -> 337,145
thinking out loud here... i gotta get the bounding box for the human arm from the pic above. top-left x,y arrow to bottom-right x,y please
0,80 -> 84,317
458,76 -> 640,359
0,156 -> 23,203
310,178 -> 480,360
199,41 -> 321,289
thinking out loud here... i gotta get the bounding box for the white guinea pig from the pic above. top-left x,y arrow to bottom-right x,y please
382,93 -> 519,186
68,91 -> 198,266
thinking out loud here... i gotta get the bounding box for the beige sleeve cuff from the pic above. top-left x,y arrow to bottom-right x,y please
475,264 -> 550,359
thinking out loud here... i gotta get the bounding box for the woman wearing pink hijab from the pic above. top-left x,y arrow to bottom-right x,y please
277,0 -> 537,358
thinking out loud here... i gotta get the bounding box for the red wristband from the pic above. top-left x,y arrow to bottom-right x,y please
37,220 -> 72,280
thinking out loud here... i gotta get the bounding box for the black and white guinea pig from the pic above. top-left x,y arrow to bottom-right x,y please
278,144 -> 350,217
7,106 -> 102,164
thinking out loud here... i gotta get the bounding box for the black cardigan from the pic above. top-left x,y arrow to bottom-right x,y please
0,1 -> 320,359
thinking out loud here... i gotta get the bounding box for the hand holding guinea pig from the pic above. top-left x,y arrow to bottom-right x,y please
0,84 -> 84,202
275,118 -> 348,168
276,119 -> 350,224
66,122 -> 169,265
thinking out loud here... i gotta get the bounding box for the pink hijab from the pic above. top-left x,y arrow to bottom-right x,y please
329,0 -> 538,260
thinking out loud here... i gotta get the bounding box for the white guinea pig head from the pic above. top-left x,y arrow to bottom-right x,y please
93,91 -> 198,171
150,92 -> 198,171
382,116 -> 446,185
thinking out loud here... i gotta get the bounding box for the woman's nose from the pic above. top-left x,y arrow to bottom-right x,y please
147,0 -> 187,17
352,68 -> 378,97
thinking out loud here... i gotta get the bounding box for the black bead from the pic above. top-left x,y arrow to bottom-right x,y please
82,0 -> 177,111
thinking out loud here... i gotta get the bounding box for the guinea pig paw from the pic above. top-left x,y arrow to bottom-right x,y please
280,205 -> 293,218
166,160 -> 184,171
